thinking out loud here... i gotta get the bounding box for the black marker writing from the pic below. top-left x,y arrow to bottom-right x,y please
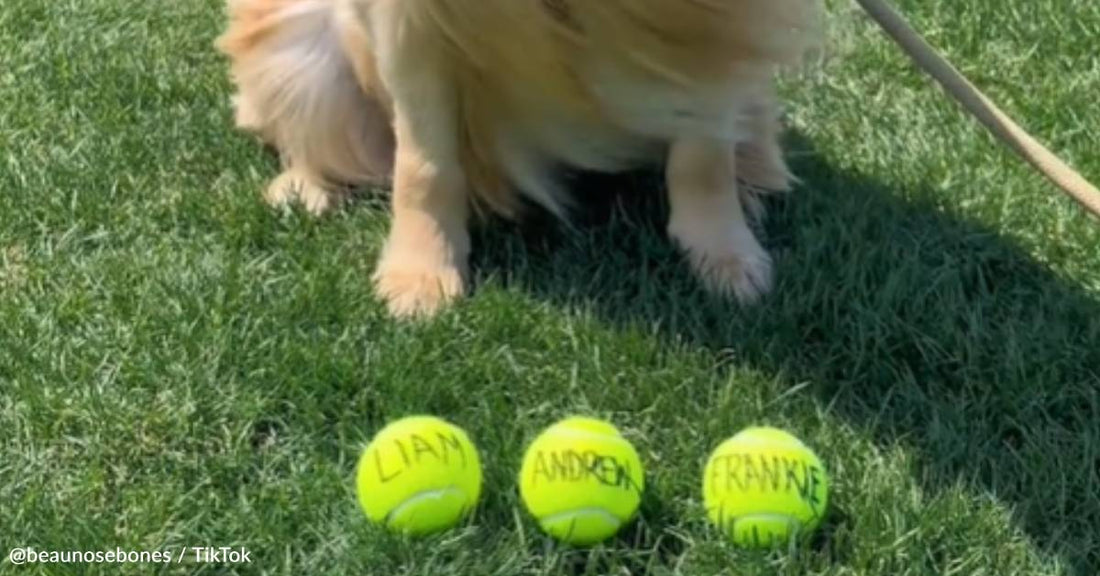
530,449 -> 640,492
373,431 -> 469,483
709,453 -> 824,512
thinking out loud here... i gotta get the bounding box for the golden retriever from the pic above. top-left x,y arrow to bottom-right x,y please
218,0 -> 821,317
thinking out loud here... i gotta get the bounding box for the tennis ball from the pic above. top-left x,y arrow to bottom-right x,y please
355,416 -> 482,535
703,427 -> 829,548
519,417 -> 645,546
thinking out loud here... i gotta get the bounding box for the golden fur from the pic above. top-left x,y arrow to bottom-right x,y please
218,0 -> 821,316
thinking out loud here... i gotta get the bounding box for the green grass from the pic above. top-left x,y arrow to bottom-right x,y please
1,0 -> 1099,574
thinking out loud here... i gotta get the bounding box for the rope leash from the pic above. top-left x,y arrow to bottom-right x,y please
855,0 -> 1100,219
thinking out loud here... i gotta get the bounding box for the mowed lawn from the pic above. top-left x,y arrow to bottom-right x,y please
2,0 -> 1099,574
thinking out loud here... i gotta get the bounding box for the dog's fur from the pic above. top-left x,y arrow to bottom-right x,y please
218,0 -> 821,316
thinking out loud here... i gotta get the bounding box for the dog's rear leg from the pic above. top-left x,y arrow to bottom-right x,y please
219,0 -> 393,216
264,168 -> 343,216
735,92 -> 793,222
667,138 -> 773,303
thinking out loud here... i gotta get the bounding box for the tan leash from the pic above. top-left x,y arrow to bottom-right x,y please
855,0 -> 1100,219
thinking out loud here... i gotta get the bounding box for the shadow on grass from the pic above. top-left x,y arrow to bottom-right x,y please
469,132 -> 1100,574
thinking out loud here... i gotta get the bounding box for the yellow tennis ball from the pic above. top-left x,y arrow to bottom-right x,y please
518,417 -> 645,546
355,416 -> 482,535
703,427 -> 829,548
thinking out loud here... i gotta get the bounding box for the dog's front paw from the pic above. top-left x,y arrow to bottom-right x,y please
372,255 -> 466,318
671,225 -> 774,304
264,170 -> 344,216
690,246 -> 774,304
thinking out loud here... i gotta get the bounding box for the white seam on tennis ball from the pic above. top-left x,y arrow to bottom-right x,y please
538,507 -> 624,528
383,486 -> 464,524
729,512 -> 802,524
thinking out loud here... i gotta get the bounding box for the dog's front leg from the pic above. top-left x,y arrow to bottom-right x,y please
666,138 -> 773,304
374,52 -> 468,318
372,95 -> 470,317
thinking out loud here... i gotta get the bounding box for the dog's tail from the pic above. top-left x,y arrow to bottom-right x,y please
217,0 -> 393,185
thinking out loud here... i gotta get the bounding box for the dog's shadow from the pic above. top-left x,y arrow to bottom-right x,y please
468,132 -> 1100,574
